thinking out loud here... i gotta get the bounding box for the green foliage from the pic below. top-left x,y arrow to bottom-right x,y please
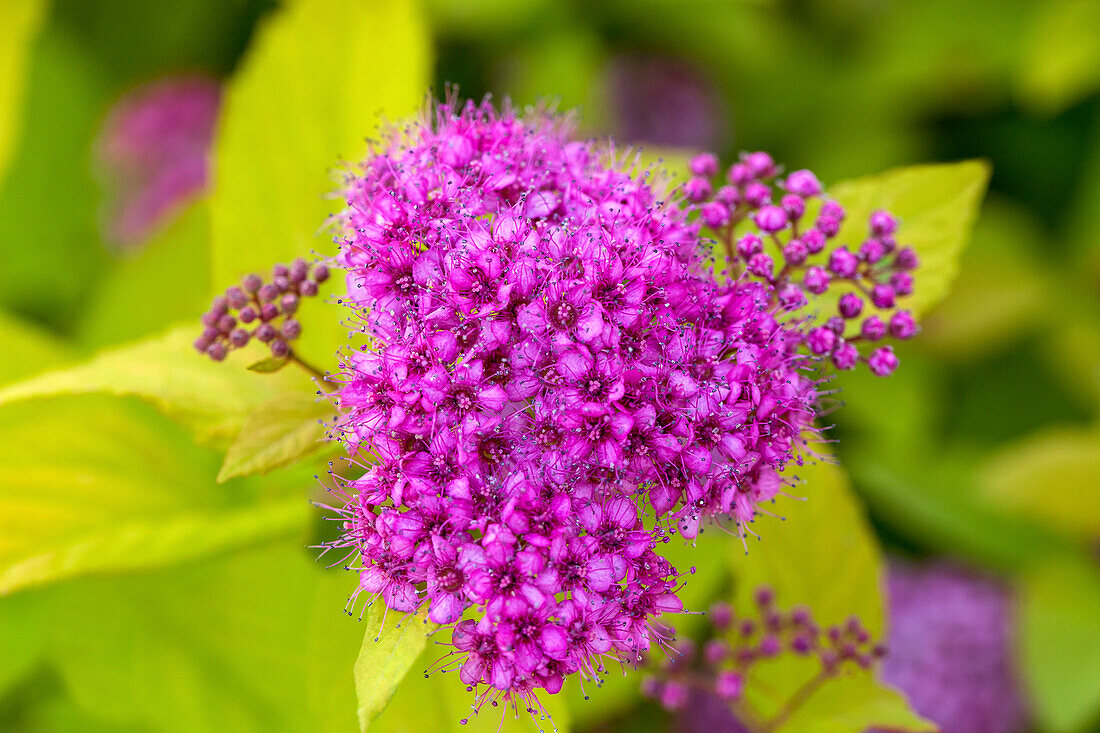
0,309 -> 71,384
830,160 -> 991,318
980,426 -> 1100,541
1020,556 -> 1100,732
729,459 -> 932,732
1018,0 -> 1100,115
218,391 -> 334,482
0,0 -> 45,184
0,396 -> 309,596
0,325 -> 307,444
79,203 -> 212,348
209,0 -> 430,368
354,608 -> 434,731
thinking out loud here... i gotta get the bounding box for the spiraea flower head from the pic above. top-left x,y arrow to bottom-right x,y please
320,97 -> 920,719
873,561 -> 1030,733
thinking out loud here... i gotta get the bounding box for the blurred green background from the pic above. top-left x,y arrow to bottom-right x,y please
1,0 -> 1099,731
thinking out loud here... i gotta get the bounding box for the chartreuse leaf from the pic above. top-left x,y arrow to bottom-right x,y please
0,324 -> 306,444
1020,556 -> 1100,732
354,607 -> 435,731
210,0 -> 430,367
0,308 -> 71,384
979,427 -> 1100,541
830,160 -> 990,317
35,542 -> 365,733
79,202 -> 212,348
1017,0 -> 1100,114
218,390 -> 336,482
0,396 -> 309,596
0,0 -> 45,183
729,458 -> 932,732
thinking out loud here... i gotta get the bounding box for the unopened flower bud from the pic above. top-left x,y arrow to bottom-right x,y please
715,670 -> 744,700
226,286 -> 249,309
871,283 -> 896,309
258,283 -> 278,303
736,234 -> 763,259
804,266 -> 830,294
300,280 -> 319,297
894,247 -> 919,270
242,273 -> 263,292
868,346 -> 899,376
832,341 -> 858,370
282,318 -> 302,340
784,169 -> 822,197
807,327 -> 836,355
271,339 -> 290,358
889,310 -> 917,339
690,152 -> 719,177
206,341 -> 227,361
255,323 -> 276,342
229,328 -> 250,347
828,247 -> 859,278
861,315 -> 887,341
754,205 -> 788,233
280,293 -> 299,314
838,293 -> 864,319
684,176 -> 712,203
869,209 -> 898,237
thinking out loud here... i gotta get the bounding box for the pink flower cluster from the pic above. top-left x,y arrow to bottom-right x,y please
325,99 -> 917,711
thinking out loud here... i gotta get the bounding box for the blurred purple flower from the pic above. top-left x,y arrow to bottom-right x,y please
876,560 -> 1030,733
604,55 -> 725,150
98,76 -> 220,246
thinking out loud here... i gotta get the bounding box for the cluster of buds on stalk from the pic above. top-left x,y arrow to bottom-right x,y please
194,258 -> 329,363
642,585 -> 884,730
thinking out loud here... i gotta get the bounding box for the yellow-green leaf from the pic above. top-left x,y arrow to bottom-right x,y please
1020,556 -> 1100,732
0,324 -> 306,444
779,674 -> 934,733
0,397 -> 309,596
1017,0 -> 1100,115
355,607 -> 435,731
830,160 -> 991,317
0,0 -> 46,183
210,0 -> 430,368
980,427 -> 1100,541
218,390 -> 335,482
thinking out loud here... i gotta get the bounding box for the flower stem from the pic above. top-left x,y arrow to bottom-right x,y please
288,349 -> 326,382
756,672 -> 828,733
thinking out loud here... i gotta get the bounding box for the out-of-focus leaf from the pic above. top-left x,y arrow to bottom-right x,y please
0,309 -> 71,384
79,202 -> 211,348
219,391 -> 335,482
1017,0 -> 1100,115
0,0 -> 45,183
920,199 -> 1052,361
776,674 -> 933,733
39,542 -> 363,733
355,608 -> 434,731
499,30 -> 607,126
726,459 -> 930,731
1020,556 -> 1100,732
0,324 -> 306,443
425,0 -> 554,39
0,21 -> 111,329
0,396 -> 309,596
210,0 -> 430,367
731,458 -> 885,634
830,160 -> 991,318
980,427 -> 1100,541
247,355 -> 290,373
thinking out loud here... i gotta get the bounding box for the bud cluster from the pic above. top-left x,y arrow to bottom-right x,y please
194,258 -> 329,362
686,151 -> 920,376
642,585 -> 884,716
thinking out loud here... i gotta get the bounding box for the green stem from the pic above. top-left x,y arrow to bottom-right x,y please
288,349 -> 326,382
756,672 -> 828,733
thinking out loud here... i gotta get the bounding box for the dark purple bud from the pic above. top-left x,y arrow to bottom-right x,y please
747,253 -> 774,280
239,306 -> 258,323
784,169 -> 822,197
701,201 -> 730,228
703,639 -> 729,666
739,619 -> 756,637
832,341 -> 859,370
684,176 -> 713,203
258,283 -> 279,303
861,315 -> 887,341
260,303 -> 279,322
312,264 -> 330,283
282,318 -> 302,340
714,670 -> 743,701
759,635 -> 781,657
889,310 -> 918,339
828,247 -> 860,278
255,323 -> 277,343
778,284 -> 807,311
821,200 -> 845,220
868,346 -> 899,376
194,334 -> 213,353
242,273 -> 263,293
290,258 -> 309,283
753,205 -> 788,233
727,162 -> 752,186
781,193 -> 805,220
754,585 -> 775,608
270,339 -> 290,358
210,295 -> 228,315
859,239 -> 886,265
802,228 -> 826,254
226,286 -> 249,310
229,328 -> 250,347
658,680 -> 688,711
217,315 -> 236,333
709,602 -> 733,630
300,280 -> 319,297
791,634 -> 813,655
824,316 -> 846,335
272,263 -> 289,278
807,326 -> 836,355
690,152 -> 719,177
272,275 -> 290,292
871,283 -> 896,309
714,185 -> 740,207
206,341 -> 227,361
838,293 -> 864,319
804,266 -> 830,295
743,181 -> 771,207
743,151 -> 776,178
869,209 -> 898,237
201,310 -> 219,328
736,233 -> 763,259
280,294 -> 299,314
890,271 -> 915,296
894,246 -> 919,270
817,215 -> 841,238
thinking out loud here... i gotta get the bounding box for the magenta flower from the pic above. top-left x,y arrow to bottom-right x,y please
323,98 -> 920,713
